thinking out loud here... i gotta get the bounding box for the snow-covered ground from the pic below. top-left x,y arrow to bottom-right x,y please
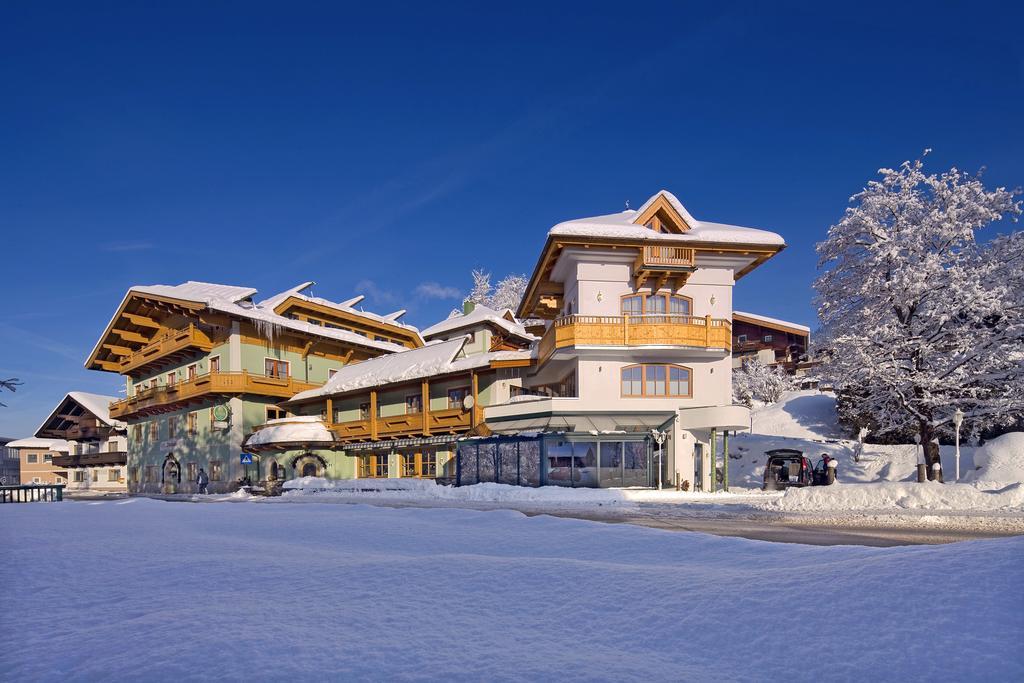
2,498 -> 1022,682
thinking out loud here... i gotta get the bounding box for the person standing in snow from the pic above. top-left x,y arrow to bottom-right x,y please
196,467 -> 209,494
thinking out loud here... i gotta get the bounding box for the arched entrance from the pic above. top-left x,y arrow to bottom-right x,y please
267,459 -> 280,481
162,454 -> 181,494
291,453 -> 327,479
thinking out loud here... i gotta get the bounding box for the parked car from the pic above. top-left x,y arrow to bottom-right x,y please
762,449 -> 814,490
763,449 -> 838,490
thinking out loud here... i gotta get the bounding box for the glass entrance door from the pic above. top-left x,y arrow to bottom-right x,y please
599,442 -> 623,487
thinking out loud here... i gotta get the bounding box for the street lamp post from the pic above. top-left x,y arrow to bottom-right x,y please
651,429 -> 666,490
952,408 -> 964,482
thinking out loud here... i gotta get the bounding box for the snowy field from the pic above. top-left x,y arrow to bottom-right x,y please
3,498 -> 1023,682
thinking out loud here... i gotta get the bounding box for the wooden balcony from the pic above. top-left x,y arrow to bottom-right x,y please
117,324 -> 214,373
109,371 -> 323,420
539,314 -> 731,362
329,407 -> 472,444
53,452 -> 128,468
634,245 -> 696,290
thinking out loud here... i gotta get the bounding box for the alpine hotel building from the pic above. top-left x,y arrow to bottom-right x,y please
86,190 -> 784,493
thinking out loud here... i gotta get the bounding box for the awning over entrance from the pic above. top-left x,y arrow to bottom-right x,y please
486,411 -> 675,435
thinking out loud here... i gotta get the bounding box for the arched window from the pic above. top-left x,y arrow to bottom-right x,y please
620,364 -> 692,398
620,293 -> 692,317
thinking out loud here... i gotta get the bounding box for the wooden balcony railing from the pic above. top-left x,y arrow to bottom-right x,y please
109,371 -> 323,419
539,314 -> 731,362
118,324 -> 214,373
329,407 -> 472,444
637,245 -> 695,269
52,452 -> 128,468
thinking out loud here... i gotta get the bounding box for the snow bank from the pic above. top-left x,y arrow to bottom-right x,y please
2,499 -> 1021,681
767,481 -> 1024,514
281,477 -> 771,506
245,416 -> 334,446
750,390 -> 844,439
961,432 -> 1024,487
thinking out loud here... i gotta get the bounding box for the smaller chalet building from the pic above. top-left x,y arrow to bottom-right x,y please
37,392 -> 128,493
732,311 -> 810,373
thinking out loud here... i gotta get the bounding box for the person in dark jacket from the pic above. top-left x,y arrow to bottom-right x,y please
196,467 -> 209,494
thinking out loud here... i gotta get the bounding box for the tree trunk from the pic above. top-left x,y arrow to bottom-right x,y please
919,421 -> 944,483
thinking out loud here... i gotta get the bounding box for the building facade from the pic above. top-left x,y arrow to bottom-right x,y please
732,311 -> 810,372
0,437 -> 21,486
86,281 -> 422,494
475,190 -> 785,491
36,392 -> 129,493
7,438 -> 70,485
245,303 -> 533,482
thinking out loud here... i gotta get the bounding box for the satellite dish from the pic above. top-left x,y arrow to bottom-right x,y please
212,404 -> 230,421
463,395 -> 475,410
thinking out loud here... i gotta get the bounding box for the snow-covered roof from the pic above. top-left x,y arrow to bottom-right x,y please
289,337 -> 531,402
7,437 -> 70,451
87,281 -> 412,367
245,416 -> 335,447
257,281 -> 421,335
421,304 -> 535,341
733,311 -> 811,334
549,190 -> 785,247
66,392 -> 125,429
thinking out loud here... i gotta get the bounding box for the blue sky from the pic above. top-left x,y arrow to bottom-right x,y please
1,1 -> 1022,437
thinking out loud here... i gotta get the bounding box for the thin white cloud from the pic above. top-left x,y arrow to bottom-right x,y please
353,279 -> 398,307
414,282 -> 461,300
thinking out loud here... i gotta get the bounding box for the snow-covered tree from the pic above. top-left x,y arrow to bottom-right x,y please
814,153 -> 1023,479
461,269 -> 528,313
733,359 -> 792,406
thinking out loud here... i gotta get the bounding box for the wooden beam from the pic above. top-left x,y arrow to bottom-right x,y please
123,312 -> 161,329
110,328 -> 152,344
300,340 -> 314,359
326,398 -> 333,427
421,379 -> 430,437
369,390 -> 378,440
102,343 -> 134,357
471,371 -> 479,428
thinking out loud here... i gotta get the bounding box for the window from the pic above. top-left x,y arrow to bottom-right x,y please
359,403 -> 370,420
149,379 -> 157,390
265,358 -> 289,378
266,406 -> 286,421
621,366 -> 643,396
187,412 -> 198,435
210,461 -> 223,481
108,469 -> 121,482
133,424 -> 142,441
74,471 -> 86,482
168,416 -> 176,439
209,356 -> 221,373
421,451 -> 437,478
130,466 -> 139,484
32,477 -> 41,484
167,372 -> 176,386
405,394 -> 422,415
91,469 -> 99,482
402,453 -> 417,477
145,465 -> 158,483
44,454 -> 53,463
27,454 -> 37,463
328,368 -> 339,379
621,295 -> 643,316
621,364 -> 692,398
187,364 -> 198,381
764,334 -> 773,343
738,334 -> 748,343
620,293 -> 691,317
149,421 -> 158,440
360,454 -> 388,478
186,462 -> 197,483
448,387 -> 470,410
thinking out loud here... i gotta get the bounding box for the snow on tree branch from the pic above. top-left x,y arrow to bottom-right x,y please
733,359 -> 793,406
813,153 -> 1023,477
